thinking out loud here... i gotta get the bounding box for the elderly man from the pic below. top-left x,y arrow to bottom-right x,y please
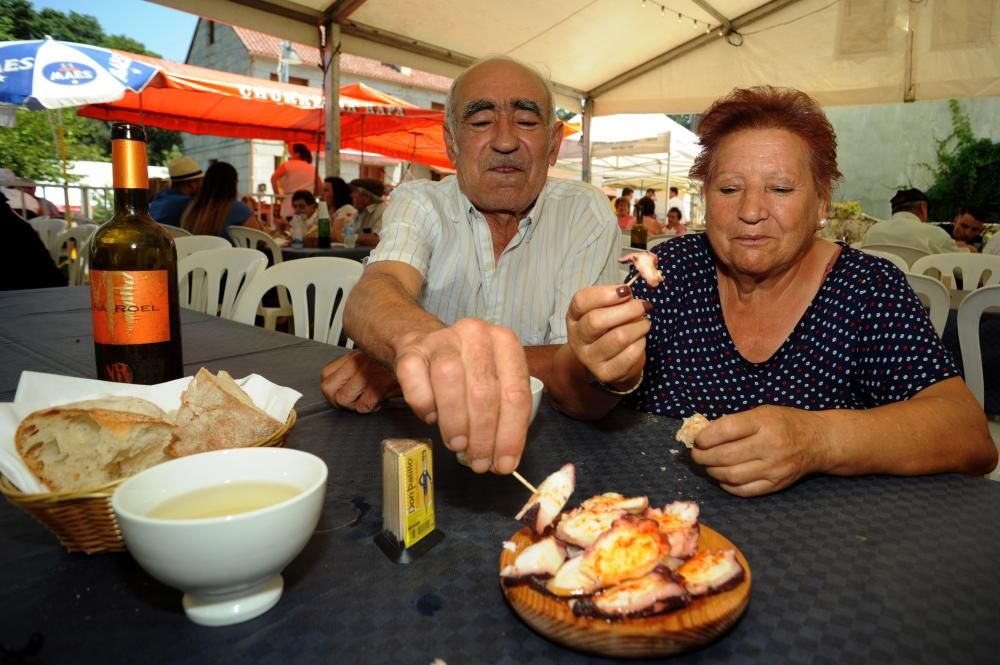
939,206 -> 987,252
321,56 -> 618,476
150,156 -> 203,227
862,188 -> 966,254
347,178 -> 387,246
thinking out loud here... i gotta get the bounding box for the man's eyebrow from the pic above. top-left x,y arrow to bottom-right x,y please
512,99 -> 543,116
462,100 -> 496,119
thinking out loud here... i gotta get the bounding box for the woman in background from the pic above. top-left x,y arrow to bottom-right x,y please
323,176 -> 357,243
180,162 -> 258,237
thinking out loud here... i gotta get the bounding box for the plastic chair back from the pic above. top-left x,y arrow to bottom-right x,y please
49,225 -> 98,286
159,223 -> 192,238
858,243 -> 929,268
910,254 -> 1000,292
28,217 -> 68,253
177,248 -> 267,319
860,248 -> 909,273
232,257 -> 363,345
957,284 -> 1000,407
227,226 -> 285,265
173,235 -> 232,261
905,273 -> 950,337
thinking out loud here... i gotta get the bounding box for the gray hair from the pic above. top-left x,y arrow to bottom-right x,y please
444,55 -> 557,139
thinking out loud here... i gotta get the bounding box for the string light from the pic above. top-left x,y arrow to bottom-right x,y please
639,1 -> 725,37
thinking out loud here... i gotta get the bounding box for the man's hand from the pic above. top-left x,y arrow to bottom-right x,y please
393,318 -> 532,476
689,405 -> 825,497
321,350 -> 401,413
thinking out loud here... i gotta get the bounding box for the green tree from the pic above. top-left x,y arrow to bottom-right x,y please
0,107 -> 105,181
925,100 -> 1000,220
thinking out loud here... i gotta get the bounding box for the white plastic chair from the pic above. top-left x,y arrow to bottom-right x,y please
227,226 -> 293,330
159,223 -> 192,238
957,284 -> 1000,407
49,225 -> 98,286
905,273 -> 950,337
910,254 -> 1000,292
858,243 -> 929,268
231,257 -> 363,345
860,248 -> 909,273
173,235 -> 232,260
28,217 -> 68,253
177,248 -> 267,319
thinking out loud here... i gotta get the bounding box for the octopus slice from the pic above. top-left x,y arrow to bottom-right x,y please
618,251 -> 663,288
555,507 -> 625,548
555,492 -> 649,548
644,501 -> 701,559
580,515 -> 669,587
514,463 -> 575,535
579,492 -> 649,514
571,567 -> 690,620
676,549 -> 746,597
500,536 -> 567,583
545,552 -> 602,597
675,413 -> 710,448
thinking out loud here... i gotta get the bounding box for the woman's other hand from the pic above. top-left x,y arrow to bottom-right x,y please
689,405 -> 826,497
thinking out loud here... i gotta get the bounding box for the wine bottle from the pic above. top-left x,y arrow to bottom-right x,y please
630,205 -> 648,249
88,122 -> 184,384
316,201 -> 331,248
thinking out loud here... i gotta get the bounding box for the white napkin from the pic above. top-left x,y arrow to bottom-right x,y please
0,371 -> 302,494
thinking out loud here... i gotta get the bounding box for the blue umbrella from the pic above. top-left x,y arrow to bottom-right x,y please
0,36 -> 160,109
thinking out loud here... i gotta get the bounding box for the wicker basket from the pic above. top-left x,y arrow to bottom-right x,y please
0,409 -> 296,554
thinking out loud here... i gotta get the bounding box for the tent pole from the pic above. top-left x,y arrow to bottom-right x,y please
665,131 -> 672,210
581,97 -> 593,184
324,20 -> 342,177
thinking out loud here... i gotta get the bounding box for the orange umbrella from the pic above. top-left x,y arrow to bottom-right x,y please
79,51 -> 452,168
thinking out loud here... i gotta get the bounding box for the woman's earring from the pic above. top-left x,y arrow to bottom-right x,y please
818,218 -> 827,229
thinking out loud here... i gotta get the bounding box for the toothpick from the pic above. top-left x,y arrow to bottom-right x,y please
512,470 -> 539,494
625,272 -> 640,287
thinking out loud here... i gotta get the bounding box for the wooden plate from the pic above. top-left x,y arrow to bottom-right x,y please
499,524 -> 751,658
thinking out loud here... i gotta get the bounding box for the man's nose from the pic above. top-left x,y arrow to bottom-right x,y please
490,116 -> 519,153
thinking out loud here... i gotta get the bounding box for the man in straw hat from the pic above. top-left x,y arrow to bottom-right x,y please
339,177 -> 387,246
321,56 -> 618,478
150,156 -> 203,227
0,168 -> 40,219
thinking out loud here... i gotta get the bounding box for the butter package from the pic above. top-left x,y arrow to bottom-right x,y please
375,438 -> 444,563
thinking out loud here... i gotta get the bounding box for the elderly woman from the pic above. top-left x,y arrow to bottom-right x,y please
547,86 -> 997,497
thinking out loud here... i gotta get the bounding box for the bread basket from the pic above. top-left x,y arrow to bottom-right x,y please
0,409 -> 296,554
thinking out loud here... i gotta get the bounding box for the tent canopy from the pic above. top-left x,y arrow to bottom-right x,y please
556,114 -> 700,188
78,51 -> 452,168
150,0 -> 1000,115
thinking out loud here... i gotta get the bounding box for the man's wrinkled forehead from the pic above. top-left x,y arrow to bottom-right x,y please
462,98 -> 544,121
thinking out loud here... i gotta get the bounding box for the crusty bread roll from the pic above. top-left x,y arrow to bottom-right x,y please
675,413 -> 710,449
167,368 -> 282,457
15,397 -> 173,492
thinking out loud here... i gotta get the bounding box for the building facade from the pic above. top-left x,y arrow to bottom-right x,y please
183,19 -> 451,196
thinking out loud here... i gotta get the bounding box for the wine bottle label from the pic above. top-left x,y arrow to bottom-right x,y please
111,140 -> 148,189
90,270 -> 171,345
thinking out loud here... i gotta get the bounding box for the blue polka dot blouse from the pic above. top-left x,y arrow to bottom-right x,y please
621,234 -> 958,419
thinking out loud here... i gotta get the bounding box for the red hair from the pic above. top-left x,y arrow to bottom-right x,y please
690,86 -> 842,201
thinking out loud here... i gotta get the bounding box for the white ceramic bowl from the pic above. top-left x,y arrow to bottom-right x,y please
112,447 -> 327,627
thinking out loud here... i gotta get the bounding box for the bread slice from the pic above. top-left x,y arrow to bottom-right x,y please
675,413 -> 710,449
15,396 -> 174,492
167,368 -> 282,457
